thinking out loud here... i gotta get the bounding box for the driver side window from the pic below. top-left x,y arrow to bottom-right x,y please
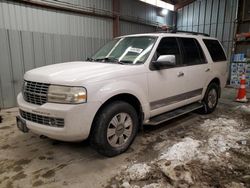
154,37 -> 181,66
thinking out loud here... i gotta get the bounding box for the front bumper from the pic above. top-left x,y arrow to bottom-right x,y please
17,93 -> 101,142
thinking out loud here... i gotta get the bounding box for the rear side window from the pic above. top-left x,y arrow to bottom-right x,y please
179,38 -> 206,65
203,39 -> 227,62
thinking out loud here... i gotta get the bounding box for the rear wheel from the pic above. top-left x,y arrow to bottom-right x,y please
199,83 -> 219,114
90,101 -> 139,157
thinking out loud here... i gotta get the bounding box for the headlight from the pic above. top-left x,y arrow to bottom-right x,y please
48,85 -> 87,104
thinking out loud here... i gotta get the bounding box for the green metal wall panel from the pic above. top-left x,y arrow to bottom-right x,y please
177,0 -> 238,57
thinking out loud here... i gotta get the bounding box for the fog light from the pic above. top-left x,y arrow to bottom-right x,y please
17,120 -> 23,129
16,116 -> 29,133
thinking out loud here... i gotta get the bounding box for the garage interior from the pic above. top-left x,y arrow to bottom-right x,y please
0,0 -> 250,187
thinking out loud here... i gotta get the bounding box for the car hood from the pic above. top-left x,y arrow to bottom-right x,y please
24,61 -> 145,85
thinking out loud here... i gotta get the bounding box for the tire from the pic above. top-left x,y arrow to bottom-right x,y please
199,82 -> 219,114
90,101 -> 139,157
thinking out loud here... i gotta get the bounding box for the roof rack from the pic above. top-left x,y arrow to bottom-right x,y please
172,30 -> 210,37
156,29 -> 210,37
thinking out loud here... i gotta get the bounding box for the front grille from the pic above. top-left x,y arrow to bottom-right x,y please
23,81 -> 50,105
20,110 -> 64,128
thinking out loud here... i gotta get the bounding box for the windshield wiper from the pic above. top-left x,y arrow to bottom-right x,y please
94,57 -> 124,64
86,57 -> 95,62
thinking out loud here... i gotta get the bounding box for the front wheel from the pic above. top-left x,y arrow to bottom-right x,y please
90,101 -> 139,157
199,83 -> 219,114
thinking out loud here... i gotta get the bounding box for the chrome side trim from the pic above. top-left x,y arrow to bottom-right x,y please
150,88 -> 203,110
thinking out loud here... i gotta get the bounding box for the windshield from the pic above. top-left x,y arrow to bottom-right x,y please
91,36 -> 157,65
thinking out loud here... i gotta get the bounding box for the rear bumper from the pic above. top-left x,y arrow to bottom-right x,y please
17,93 -> 101,142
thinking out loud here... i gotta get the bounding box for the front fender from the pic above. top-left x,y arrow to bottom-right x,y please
92,80 -> 150,120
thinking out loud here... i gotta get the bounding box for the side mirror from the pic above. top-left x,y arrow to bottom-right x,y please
152,55 -> 176,68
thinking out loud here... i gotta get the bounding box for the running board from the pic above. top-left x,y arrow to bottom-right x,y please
145,102 -> 203,126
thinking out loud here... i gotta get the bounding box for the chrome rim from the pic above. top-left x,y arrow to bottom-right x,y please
107,113 -> 133,148
208,89 -> 217,109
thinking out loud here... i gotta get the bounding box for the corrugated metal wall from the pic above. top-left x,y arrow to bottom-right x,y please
120,0 -> 159,24
120,0 -> 174,35
120,21 -> 156,35
57,0 -> 112,11
177,0 -> 238,57
0,0 -> 113,108
0,0 -> 173,108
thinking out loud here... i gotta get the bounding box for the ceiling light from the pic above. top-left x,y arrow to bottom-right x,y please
140,0 -> 174,11
161,9 -> 168,16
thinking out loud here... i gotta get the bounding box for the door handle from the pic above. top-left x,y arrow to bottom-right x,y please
177,72 -> 184,77
205,68 -> 210,72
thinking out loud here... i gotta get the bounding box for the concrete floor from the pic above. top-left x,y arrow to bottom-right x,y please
0,88 -> 249,188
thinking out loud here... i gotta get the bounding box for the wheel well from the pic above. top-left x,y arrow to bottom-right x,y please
101,94 -> 142,116
210,78 -> 220,87
209,78 -> 221,97
89,94 -> 143,138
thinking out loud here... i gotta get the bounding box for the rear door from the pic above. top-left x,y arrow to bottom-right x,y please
177,37 -> 211,98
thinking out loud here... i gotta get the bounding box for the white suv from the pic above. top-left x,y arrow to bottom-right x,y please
17,32 -> 228,156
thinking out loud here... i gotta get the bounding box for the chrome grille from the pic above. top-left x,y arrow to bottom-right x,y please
20,110 -> 64,128
23,81 -> 50,105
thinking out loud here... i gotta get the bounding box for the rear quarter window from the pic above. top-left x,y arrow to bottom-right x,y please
203,39 -> 227,62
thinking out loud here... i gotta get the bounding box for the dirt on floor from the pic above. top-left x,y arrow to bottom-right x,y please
106,104 -> 250,188
0,88 -> 250,188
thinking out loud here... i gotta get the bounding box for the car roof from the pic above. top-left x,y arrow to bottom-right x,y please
118,33 -> 217,40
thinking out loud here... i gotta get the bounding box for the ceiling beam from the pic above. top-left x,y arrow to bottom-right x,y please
161,0 -> 175,4
174,0 -> 196,10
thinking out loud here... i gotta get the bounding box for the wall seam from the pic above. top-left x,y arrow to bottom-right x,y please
203,0 -> 207,33
6,29 -> 16,106
192,2 -> 195,31
209,0 -> 214,35
19,31 -> 26,74
215,0 -> 220,38
197,1 -> 201,32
